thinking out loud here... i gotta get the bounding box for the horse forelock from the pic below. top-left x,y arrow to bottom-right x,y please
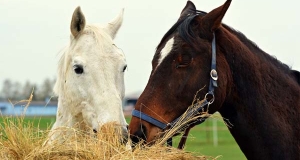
155,12 -> 210,67
156,14 -> 198,51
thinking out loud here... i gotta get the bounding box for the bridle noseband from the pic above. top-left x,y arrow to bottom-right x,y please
132,33 -> 218,148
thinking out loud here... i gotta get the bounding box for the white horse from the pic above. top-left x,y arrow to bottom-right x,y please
46,6 -> 128,144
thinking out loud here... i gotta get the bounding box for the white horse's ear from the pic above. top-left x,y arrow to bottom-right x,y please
70,6 -> 86,37
105,9 -> 124,39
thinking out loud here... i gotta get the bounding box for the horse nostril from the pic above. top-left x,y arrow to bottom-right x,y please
130,124 -> 147,146
130,134 -> 141,145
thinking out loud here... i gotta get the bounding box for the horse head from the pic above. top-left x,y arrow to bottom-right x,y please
49,6 -> 128,143
129,0 -> 232,144
129,0 -> 300,159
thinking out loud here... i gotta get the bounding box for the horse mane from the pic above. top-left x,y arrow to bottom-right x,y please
54,25 -> 112,95
156,11 -> 207,50
221,24 -> 292,73
156,10 -> 296,81
156,17 -> 189,50
54,48 -> 68,96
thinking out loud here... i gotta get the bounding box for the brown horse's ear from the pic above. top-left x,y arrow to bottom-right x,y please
179,1 -> 196,19
291,70 -> 300,84
70,6 -> 86,37
201,0 -> 231,32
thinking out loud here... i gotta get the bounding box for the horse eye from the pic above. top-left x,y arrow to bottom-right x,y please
74,65 -> 84,74
176,54 -> 192,68
122,65 -> 127,72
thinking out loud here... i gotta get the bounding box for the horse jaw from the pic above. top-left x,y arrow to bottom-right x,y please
105,8 -> 124,39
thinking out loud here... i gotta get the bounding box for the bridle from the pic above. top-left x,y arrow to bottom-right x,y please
132,31 -> 218,148
132,33 -> 218,148
132,32 -> 218,148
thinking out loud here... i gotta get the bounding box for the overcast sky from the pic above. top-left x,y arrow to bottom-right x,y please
1,0 -> 299,96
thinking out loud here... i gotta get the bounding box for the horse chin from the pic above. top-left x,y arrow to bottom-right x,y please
121,125 -> 129,144
130,130 -> 173,148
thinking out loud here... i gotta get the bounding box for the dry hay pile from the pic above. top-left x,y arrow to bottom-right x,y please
0,120 -> 213,160
0,95 -> 219,160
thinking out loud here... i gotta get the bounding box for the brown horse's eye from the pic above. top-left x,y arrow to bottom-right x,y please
176,54 -> 192,68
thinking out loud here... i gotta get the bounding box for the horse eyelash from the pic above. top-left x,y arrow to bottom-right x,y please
176,64 -> 189,68
176,54 -> 192,68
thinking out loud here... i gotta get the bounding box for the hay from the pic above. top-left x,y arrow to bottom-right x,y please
0,120 -> 213,160
0,93 -> 219,160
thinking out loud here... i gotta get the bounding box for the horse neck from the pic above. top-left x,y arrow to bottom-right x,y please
217,28 -> 300,159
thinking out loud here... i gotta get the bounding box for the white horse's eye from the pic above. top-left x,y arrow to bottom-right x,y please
122,65 -> 127,72
74,65 -> 84,74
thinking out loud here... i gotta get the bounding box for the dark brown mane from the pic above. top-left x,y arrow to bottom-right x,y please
157,11 -> 294,79
156,16 -> 194,50
156,10 -> 207,50
222,24 -> 292,73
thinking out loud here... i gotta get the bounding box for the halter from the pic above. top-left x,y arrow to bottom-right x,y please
132,33 -> 218,148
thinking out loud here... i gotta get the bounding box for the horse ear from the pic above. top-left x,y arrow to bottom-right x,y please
291,70 -> 300,84
179,1 -> 196,19
201,0 -> 231,32
105,9 -> 124,39
70,6 -> 86,37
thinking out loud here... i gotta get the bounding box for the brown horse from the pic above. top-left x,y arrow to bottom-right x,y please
128,0 -> 300,159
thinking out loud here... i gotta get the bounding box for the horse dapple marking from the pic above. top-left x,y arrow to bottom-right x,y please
45,7 -> 128,144
129,0 -> 300,159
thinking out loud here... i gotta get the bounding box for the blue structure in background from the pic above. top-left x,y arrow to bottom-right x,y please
0,92 -> 140,117
0,101 -> 57,116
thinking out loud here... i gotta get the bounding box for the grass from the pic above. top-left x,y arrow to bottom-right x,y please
177,119 -> 246,159
0,116 -> 55,129
0,116 -> 246,160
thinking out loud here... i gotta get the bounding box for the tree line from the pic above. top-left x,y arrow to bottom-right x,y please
0,78 -> 56,101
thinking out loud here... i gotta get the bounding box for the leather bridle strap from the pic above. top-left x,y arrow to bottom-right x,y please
132,33 -> 218,148
210,33 -> 218,90
131,110 -> 168,130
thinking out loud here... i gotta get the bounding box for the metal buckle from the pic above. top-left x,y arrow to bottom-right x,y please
210,69 -> 218,81
204,92 -> 215,104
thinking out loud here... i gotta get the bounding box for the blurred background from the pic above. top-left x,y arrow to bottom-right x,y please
1,0 -> 299,100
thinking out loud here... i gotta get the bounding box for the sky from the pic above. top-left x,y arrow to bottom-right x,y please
1,0 -> 300,96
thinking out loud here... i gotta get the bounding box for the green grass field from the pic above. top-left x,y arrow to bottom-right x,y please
0,116 -> 246,160
176,119 -> 246,159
